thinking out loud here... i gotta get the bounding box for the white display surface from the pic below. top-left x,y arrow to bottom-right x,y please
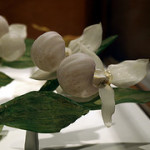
0,67 -> 150,150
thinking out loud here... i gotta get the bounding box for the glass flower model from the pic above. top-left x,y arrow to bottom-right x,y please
31,23 -> 149,127
0,15 -> 27,61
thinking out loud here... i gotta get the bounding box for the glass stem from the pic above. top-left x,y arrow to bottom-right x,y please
25,131 -> 39,150
0,58 -> 2,64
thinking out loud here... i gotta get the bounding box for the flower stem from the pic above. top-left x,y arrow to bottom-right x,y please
25,131 -> 39,150
0,58 -> 2,65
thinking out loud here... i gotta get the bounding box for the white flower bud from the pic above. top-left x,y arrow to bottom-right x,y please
57,53 -> 98,98
31,31 -> 65,73
0,16 -> 9,38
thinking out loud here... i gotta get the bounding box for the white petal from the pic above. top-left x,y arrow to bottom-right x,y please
31,69 -> 57,80
68,23 -> 102,53
99,85 -> 115,127
81,23 -> 103,52
0,33 -> 25,61
108,59 -> 149,87
31,31 -> 65,72
80,44 -> 104,70
9,24 -> 27,39
65,47 -> 72,56
0,15 -> 9,38
68,37 -> 81,53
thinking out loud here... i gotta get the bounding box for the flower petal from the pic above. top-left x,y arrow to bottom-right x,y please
80,44 -> 104,70
68,23 -> 102,53
0,15 -> 9,38
0,33 -> 25,61
31,31 -> 65,72
65,47 -> 72,56
99,85 -> 115,127
68,37 -> 81,53
108,59 -> 149,87
31,69 -> 57,80
9,24 -> 27,39
81,23 -> 102,52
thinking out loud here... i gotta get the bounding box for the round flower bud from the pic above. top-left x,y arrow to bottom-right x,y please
31,31 -> 65,73
0,33 -> 26,61
57,53 -> 98,98
0,16 -> 9,38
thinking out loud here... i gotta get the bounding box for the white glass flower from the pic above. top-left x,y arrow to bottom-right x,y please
57,51 -> 149,127
31,23 -> 102,80
0,15 -> 27,61
29,22 -> 149,127
97,58 -> 149,127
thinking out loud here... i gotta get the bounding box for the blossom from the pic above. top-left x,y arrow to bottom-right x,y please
57,50 -> 149,127
68,26 -> 149,127
67,24 -> 149,127
0,15 -> 27,61
94,58 -> 149,127
31,23 -> 102,80
30,22 -> 149,127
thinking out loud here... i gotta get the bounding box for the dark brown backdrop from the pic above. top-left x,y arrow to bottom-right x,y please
0,0 -> 96,39
1,0 -> 150,60
102,0 -> 150,60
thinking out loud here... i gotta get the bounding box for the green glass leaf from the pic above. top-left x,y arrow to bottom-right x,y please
1,39 -> 34,68
115,88 -> 150,104
80,88 -> 150,110
0,88 -> 150,133
0,125 -> 4,141
39,79 -> 59,92
0,125 -> 3,133
0,91 -> 89,133
0,72 -> 13,87
96,35 -> 118,55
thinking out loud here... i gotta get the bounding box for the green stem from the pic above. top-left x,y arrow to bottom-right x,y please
39,79 -> 59,92
0,58 -> 3,65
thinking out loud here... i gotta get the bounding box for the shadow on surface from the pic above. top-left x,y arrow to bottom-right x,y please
39,126 -> 102,147
41,144 -> 95,150
40,143 -> 150,150
0,130 -> 8,141
12,126 -> 150,150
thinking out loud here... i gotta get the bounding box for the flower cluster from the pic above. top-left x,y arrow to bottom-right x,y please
0,15 -> 27,61
31,23 -> 149,127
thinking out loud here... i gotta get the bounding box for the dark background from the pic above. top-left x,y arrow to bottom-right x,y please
0,0 -> 150,61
